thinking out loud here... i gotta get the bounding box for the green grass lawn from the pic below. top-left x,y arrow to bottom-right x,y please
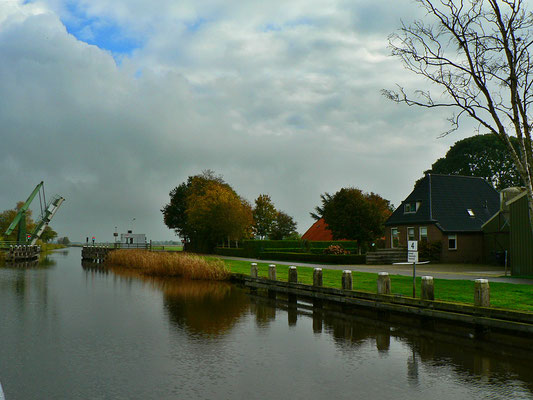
222,259 -> 533,312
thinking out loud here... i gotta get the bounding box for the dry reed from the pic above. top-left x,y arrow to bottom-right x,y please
105,250 -> 230,281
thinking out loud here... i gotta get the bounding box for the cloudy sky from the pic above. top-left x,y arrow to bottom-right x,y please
0,0 -> 478,242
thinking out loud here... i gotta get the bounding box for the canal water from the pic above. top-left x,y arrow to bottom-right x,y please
0,248 -> 532,400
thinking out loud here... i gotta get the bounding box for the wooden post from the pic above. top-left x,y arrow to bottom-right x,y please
250,262 -> 258,278
268,264 -> 276,281
474,279 -> 490,307
377,272 -> 391,295
313,268 -> 323,287
421,276 -> 434,300
342,270 -> 353,290
288,266 -> 298,283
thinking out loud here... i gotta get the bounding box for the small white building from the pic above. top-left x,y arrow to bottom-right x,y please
120,230 -> 146,245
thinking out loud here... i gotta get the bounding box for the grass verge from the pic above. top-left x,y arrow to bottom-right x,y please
107,250 -> 230,280
221,258 -> 533,312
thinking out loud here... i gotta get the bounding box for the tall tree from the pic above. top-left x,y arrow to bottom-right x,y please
161,170 -> 229,241
269,211 -> 298,240
426,134 -> 522,189
383,0 -> 533,231
162,171 -> 253,251
312,188 -> 392,246
252,194 -> 277,239
186,181 -> 253,247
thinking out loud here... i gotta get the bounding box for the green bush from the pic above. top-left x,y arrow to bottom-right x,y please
309,241 -> 358,249
240,240 -> 360,258
259,252 -> 366,264
419,240 -> 442,262
214,248 -> 246,257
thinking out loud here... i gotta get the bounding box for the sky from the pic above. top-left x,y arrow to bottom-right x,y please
0,0 -> 479,242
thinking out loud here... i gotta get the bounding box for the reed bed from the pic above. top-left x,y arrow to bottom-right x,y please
105,250 -> 230,281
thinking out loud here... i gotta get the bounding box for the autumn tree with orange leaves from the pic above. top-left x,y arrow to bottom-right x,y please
162,171 -> 253,252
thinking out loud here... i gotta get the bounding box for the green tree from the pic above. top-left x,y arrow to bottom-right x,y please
186,180 -> 253,248
162,171 -> 253,252
58,236 -> 70,245
311,188 -> 392,247
40,226 -> 57,243
252,194 -> 277,239
383,0 -> 533,231
269,211 -> 298,240
161,170 -> 228,241
425,134 -> 522,190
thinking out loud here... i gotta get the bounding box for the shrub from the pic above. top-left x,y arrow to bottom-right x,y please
419,240 -> 442,262
323,245 -> 350,255
259,252 -> 366,265
214,248 -> 246,257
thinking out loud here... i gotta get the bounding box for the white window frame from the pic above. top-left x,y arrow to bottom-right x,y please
407,227 -> 415,242
448,234 -> 457,250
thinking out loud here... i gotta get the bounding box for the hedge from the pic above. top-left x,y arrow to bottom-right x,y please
258,252 -> 366,265
214,248 -> 246,257
239,240 -> 360,258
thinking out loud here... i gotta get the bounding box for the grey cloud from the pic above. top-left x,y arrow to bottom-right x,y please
0,1 -> 473,242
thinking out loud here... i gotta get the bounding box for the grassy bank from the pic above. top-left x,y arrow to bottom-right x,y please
107,250 -> 229,280
40,243 -> 66,252
222,259 -> 533,312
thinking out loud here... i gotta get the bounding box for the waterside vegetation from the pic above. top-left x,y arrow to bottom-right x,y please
106,250 -> 230,281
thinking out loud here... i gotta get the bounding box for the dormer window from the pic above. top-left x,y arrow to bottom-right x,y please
467,209 -> 475,217
404,201 -> 419,214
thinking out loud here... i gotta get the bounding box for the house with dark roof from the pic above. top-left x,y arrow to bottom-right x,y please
384,174 -> 500,263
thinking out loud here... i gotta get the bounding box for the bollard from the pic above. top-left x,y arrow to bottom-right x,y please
474,279 -> 490,307
313,268 -> 323,287
342,270 -> 353,290
250,263 -> 258,278
288,266 -> 298,283
377,272 -> 391,295
268,264 -> 277,281
421,276 -> 434,300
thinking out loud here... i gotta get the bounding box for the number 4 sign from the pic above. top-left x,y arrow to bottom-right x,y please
408,241 -> 418,251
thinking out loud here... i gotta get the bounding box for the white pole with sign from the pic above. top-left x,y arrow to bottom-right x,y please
408,240 -> 418,298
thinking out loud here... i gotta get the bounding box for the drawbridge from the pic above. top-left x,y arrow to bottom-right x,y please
2,181 -> 65,248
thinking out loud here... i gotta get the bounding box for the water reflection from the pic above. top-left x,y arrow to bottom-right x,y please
163,280 -> 249,337
104,267 -> 250,337
97,265 -> 533,398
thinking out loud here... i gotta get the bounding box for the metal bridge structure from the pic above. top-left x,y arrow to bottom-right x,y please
3,181 -> 65,246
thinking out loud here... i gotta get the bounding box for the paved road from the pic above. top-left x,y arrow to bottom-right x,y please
218,256 -> 533,285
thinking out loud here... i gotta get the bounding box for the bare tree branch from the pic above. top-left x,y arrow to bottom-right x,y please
384,0 -> 533,232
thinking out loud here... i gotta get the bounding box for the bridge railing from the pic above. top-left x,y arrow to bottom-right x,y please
0,241 -> 26,249
83,242 -> 150,250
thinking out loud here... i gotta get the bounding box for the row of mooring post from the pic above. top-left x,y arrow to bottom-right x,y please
250,263 -> 491,308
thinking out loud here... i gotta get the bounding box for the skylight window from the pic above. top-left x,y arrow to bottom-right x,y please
467,209 -> 475,217
404,201 -> 420,214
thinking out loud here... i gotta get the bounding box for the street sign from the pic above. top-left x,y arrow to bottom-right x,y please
408,251 -> 419,263
408,240 -> 418,251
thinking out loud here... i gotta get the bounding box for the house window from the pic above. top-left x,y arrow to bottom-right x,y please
467,209 -> 475,217
420,227 -> 428,243
407,227 -> 415,241
448,234 -> 457,250
404,202 -> 417,213
391,228 -> 399,248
